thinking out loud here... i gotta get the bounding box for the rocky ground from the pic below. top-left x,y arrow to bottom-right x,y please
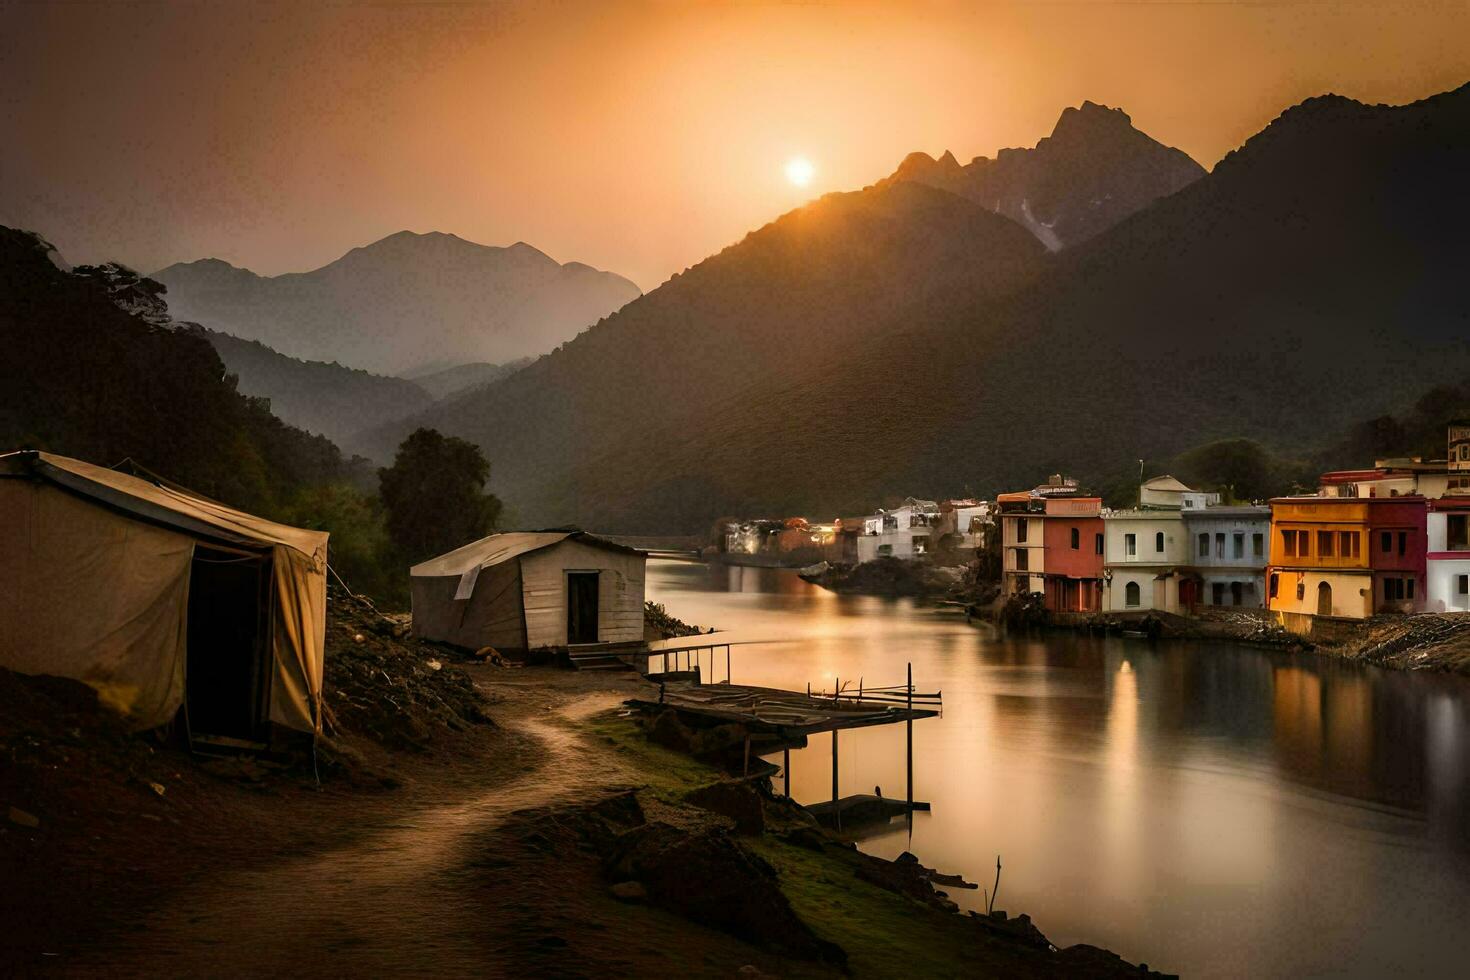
1,596 -> 1170,978
1327,613 -> 1470,674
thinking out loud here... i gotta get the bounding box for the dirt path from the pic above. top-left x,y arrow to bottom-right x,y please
64,691 -> 633,977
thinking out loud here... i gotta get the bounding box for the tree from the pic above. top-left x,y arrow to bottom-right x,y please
378,428 -> 502,567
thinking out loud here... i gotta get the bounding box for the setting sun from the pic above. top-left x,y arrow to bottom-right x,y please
784,156 -> 815,187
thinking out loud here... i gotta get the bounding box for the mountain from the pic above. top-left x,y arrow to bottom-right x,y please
405,358 -> 534,400
356,84 -> 1470,534
0,228 -> 358,514
886,101 -> 1205,249
349,179 -> 1049,518
193,327 -> 435,449
152,232 -> 642,375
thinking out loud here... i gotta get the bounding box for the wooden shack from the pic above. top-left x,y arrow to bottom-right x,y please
410,530 -> 646,655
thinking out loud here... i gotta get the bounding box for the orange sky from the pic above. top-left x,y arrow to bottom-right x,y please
2,0 -> 1466,291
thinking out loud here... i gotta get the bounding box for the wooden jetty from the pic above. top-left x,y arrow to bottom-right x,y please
626,663 -> 940,831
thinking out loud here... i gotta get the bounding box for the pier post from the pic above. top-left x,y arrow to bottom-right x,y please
832,729 -> 840,831
906,661 -> 913,813
784,747 -> 790,798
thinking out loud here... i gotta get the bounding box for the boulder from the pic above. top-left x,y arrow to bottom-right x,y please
683,780 -> 765,835
606,822 -> 844,965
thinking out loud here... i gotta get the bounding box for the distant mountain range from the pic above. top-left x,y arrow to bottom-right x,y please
0,229 -> 356,514
885,100 -> 1205,249
354,85 -> 1470,532
153,231 -> 642,375
192,330 -> 534,450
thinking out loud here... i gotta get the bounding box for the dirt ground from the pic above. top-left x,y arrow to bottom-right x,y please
3,640 -> 1165,978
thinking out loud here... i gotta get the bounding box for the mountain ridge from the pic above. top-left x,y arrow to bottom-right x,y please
152,230 -> 642,375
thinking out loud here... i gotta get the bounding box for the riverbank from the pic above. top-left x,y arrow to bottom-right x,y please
1031,605 -> 1470,676
2,598 -> 1168,977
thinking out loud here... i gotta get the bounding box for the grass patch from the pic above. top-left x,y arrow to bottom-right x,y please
580,709 -> 722,799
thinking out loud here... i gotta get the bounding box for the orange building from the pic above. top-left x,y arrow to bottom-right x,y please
1266,497 -> 1374,619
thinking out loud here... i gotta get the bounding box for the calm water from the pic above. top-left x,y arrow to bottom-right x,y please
647,561 -> 1470,978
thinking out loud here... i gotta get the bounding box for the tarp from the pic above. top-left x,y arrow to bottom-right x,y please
0,450 -> 328,734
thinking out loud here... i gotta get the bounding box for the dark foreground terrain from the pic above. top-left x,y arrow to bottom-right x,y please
2,599 -> 1168,978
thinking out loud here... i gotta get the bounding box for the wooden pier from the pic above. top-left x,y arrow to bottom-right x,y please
625,663 -> 940,831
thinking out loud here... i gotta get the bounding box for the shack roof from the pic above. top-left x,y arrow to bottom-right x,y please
410,529 -> 643,579
0,449 -> 326,561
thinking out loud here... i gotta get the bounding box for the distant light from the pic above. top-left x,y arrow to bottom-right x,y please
785,156 -> 815,187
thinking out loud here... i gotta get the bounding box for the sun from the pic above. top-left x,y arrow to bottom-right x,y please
784,156 -> 815,187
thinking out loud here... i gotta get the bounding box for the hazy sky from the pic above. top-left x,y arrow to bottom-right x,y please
2,0 -> 1466,290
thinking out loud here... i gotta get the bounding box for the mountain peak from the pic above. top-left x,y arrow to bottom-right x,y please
884,99 -> 1204,250
1051,100 -> 1134,141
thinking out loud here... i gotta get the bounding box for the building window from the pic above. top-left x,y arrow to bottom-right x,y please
1252,532 -> 1264,557
1095,533 -> 1104,555
913,536 -> 929,555
1342,531 -> 1360,558
1233,533 -> 1245,559
1125,582 -> 1141,607
1215,532 -> 1225,556
1398,531 -> 1407,557
1199,533 -> 1210,557
1071,527 -> 1080,550
1014,548 -> 1028,571
1282,530 -> 1295,558
1269,573 -> 1279,598
1385,578 -> 1403,601
1449,515 -> 1469,551
1155,531 -> 1165,553
1318,531 -> 1334,558
1231,581 -> 1244,605
1125,533 -> 1137,557
1016,519 -> 1028,544
1213,582 -> 1225,605
1381,531 -> 1392,553
1296,581 -> 1306,601
1457,574 -> 1468,595
878,544 -> 893,557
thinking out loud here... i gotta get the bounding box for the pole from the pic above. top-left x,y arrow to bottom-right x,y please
784,747 -> 791,798
832,729 -> 840,831
906,661 -> 914,813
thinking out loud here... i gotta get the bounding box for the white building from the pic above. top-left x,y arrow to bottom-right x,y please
856,498 -> 939,562
1103,509 -> 1188,612
1182,506 -> 1271,608
1139,475 -> 1221,511
1427,498 -> 1470,612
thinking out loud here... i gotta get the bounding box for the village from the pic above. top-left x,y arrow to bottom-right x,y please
710,423 -> 1470,651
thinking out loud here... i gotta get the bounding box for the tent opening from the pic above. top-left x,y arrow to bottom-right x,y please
567,571 -> 600,644
186,546 -> 272,741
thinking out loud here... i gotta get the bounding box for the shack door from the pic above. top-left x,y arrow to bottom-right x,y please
186,546 -> 270,741
567,572 -> 601,645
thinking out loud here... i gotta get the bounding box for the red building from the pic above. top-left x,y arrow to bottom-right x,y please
1041,497 -> 1105,613
1367,496 -> 1428,613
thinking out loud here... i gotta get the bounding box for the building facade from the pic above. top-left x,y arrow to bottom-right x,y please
1000,479 -> 1103,613
1427,497 -> 1470,612
1102,509 -> 1188,613
1182,506 -> 1271,609
1366,497 -> 1428,613
1266,497 -> 1374,619
856,498 -> 939,562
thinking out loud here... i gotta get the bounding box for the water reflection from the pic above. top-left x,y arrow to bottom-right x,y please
648,561 -> 1470,979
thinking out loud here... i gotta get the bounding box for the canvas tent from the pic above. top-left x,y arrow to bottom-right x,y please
411,531 -> 646,654
0,450 -> 328,738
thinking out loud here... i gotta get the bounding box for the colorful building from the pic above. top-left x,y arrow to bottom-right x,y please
856,498 -> 939,561
1266,497 -> 1374,619
1426,497 -> 1470,612
1000,476 -> 1103,613
1367,497 -> 1427,613
1266,496 -> 1429,619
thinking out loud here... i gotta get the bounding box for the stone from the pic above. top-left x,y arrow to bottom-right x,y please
609,880 -> 647,903
683,780 -> 765,835
8,806 -> 40,829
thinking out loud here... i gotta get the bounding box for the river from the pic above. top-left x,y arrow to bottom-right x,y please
646,561 -> 1470,978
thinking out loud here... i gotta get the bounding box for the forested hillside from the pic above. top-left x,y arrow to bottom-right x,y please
357,84 -> 1470,533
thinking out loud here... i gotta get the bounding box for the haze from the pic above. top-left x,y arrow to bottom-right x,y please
2,0 -> 1466,290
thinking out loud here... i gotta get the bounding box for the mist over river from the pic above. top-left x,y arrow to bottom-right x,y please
647,561 -> 1470,979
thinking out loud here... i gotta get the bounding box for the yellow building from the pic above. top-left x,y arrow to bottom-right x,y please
1266,498 -> 1373,619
